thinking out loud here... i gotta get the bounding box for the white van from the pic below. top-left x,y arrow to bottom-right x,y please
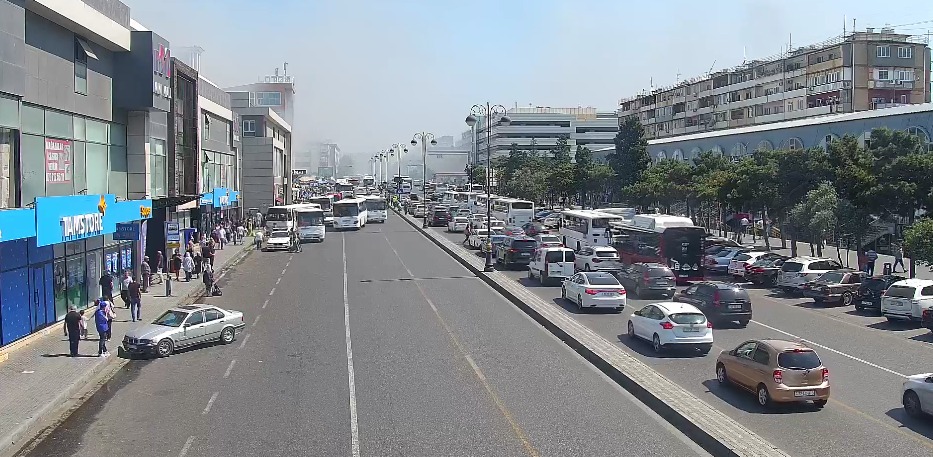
881,279 -> 933,321
528,247 -> 576,285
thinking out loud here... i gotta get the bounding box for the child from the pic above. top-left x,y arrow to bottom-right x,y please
79,309 -> 88,339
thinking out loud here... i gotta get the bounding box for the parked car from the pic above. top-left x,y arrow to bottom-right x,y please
562,271 -> 627,311
775,257 -> 844,294
574,246 -> 624,273
704,247 -> 746,274
528,247 -> 576,285
534,234 -> 563,248
801,269 -> 864,306
715,339 -> 829,408
674,281 -> 752,327
704,236 -> 743,250
728,251 -> 784,278
522,222 -> 547,237
123,304 -> 245,357
495,236 -> 538,268
616,263 -> 677,299
447,216 -> 469,232
855,275 -> 905,313
542,214 -> 560,228
412,204 -> 426,217
744,256 -> 788,287
902,373 -> 933,418
626,302 -> 713,354
881,278 -> 933,321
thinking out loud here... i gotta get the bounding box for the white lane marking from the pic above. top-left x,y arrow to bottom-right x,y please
262,299 -> 269,309
269,288 -> 276,296
237,333 -> 250,350
282,268 -> 287,275
384,235 -> 414,276
178,436 -> 195,457
202,392 -> 219,415
252,315 -> 261,327
223,359 -> 237,379
751,319 -> 908,378
276,277 -> 282,285
342,234 -> 361,457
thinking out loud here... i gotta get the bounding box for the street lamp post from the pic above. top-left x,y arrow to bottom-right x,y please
411,133 -> 437,228
389,143 -> 408,194
466,104 -> 511,272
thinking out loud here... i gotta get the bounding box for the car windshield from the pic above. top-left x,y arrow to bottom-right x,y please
512,240 -> 537,250
271,231 -> 290,238
595,250 -> 618,258
154,310 -> 188,327
885,285 -> 917,298
584,273 -> 619,285
817,271 -> 846,283
647,267 -> 674,278
539,235 -> 560,243
669,313 -> 706,325
266,209 -> 289,221
777,350 -> 822,370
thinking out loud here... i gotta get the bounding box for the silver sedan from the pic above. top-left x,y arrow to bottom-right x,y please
123,304 -> 246,357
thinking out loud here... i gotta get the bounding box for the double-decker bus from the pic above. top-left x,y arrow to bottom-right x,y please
363,195 -> 388,222
332,197 -> 368,230
610,214 -> 706,282
559,210 -> 623,251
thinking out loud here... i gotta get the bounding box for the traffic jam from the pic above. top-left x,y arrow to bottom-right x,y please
401,188 -> 933,428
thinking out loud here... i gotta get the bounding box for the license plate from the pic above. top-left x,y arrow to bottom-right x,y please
598,292 -> 616,297
862,300 -> 873,306
684,327 -> 700,332
520,253 -> 530,257
127,344 -> 137,350
728,304 -> 742,310
794,390 -> 816,397
656,281 -> 669,286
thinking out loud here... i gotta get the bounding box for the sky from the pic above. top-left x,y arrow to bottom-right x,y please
124,0 -> 933,162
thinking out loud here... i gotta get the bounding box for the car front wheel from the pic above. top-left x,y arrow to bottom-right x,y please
156,338 -> 174,357
904,391 -> 924,418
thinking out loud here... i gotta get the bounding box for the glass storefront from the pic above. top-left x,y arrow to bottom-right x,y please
50,237 -> 135,319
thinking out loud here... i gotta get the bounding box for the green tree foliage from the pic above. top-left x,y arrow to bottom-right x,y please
787,182 -> 838,256
903,218 -> 933,271
552,136 -> 572,164
609,116 -> 651,190
625,159 -> 693,213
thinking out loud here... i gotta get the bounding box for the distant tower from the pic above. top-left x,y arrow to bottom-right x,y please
176,46 -> 205,72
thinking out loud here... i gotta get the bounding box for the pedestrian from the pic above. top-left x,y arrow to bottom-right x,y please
217,225 -> 226,250
254,229 -> 264,249
141,256 -> 151,292
63,305 -> 81,357
98,271 -> 114,302
102,297 -> 115,340
182,252 -> 194,281
237,223 -> 246,245
171,249 -> 182,281
204,241 -> 215,268
893,243 -> 905,273
94,300 -> 110,357
865,248 -> 879,276
187,238 -> 196,255
119,270 -> 131,308
203,265 -> 215,296
128,276 -> 142,322
154,250 -> 164,278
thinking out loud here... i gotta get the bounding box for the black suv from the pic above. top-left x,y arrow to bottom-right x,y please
428,209 -> 450,227
616,263 -> 676,298
674,281 -> 752,327
495,237 -> 538,269
855,274 -> 905,313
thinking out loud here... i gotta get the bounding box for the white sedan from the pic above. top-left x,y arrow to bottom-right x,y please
263,230 -> 292,251
469,214 -> 488,229
447,217 -> 469,232
467,229 -> 491,249
627,302 -> 713,354
561,272 -> 627,311
902,372 -> 933,418
535,234 -> 563,248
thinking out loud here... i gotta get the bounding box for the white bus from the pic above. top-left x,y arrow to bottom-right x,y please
559,209 -> 624,251
333,198 -> 368,230
362,175 -> 376,187
265,203 -> 320,231
295,208 -> 326,242
497,198 -> 535,226
363,195 -> 388,222
473,194 -> 499,214
306,196 -> 334,225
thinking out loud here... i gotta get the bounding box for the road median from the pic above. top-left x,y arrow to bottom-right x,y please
393,208 -> 790,457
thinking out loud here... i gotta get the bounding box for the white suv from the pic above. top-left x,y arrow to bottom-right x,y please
881,279 -> 933,321
775,257 -> 843,294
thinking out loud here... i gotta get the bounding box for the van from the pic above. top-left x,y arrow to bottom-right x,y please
881,278 -> 933,321
528,247 -> 576,285
775,257 -> 843,294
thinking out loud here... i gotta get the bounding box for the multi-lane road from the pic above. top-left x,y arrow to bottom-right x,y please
22,216 -> 711,457
425,212 -> 933,457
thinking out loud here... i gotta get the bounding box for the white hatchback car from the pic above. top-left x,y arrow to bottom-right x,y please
881,279 -> 933,321
627,302 -> 713,354
775,257 -> 843,293
561,271 -> 627,311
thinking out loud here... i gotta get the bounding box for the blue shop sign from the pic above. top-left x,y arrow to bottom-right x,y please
212,187 -> 228,207
0,208 -> 37,243
35,194 -> 154,247
200,192 -> 213,206
113,222 -> 140,240
230,191 -> 239,204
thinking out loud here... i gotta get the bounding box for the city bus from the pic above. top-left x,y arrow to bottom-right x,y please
306,196 -> 334,225
362,175 -> 376,187
559,210 -> 624,251
363,195 -> 388,222
295,207 -> 326,242
496,198 -> 535,226
332,197 -> 368,230
335,179 -> 354,193
265,203 -> 320,231
610,214 -> 706,282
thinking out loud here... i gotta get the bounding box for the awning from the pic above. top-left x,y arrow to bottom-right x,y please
76,37 -> 98,60
153,195 -> 200,210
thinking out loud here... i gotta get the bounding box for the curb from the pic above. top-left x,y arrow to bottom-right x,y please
393,208 -> 788,457
0,244 -> 254,457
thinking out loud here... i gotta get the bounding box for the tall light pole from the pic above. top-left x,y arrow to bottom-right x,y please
466,104 -> 511,272
468,123 -> 476,191
411,132 -> 437,228
389,143 -> 408,193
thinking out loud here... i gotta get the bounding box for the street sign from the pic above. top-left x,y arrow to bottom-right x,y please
113,222 -> 140,240
165,222 -> 180,249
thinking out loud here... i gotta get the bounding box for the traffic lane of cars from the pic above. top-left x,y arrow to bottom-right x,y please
426,226 -> 933,457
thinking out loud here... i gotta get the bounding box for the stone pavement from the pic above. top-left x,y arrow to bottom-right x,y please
0,237 -> 255,457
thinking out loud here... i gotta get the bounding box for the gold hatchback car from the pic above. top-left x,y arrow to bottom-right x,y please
715,339 -> 830,408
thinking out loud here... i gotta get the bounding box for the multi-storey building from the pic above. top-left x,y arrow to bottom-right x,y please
618,29 -> 932,140
470,106 -> 618,161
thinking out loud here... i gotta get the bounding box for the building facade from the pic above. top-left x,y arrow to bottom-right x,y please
231,104 -> 292,213
471,106 -> 619,161
196,76 -> 239,235
619,29 -> 932,141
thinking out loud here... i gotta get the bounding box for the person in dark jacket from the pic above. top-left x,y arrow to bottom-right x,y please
128,277 -> 142,322
98,272 -> 114,302
170,249 -> 182,281
202,265 -> 215,296
140,257 -> 151,292
63,305 -> 81,357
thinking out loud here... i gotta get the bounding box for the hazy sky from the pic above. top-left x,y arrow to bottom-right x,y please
125,0 -> 932,159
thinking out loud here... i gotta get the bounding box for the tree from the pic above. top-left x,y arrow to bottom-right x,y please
573,145 -> 593,208
609,116 -> 651,196
903,218 -> 933,272
626,159 -> 693,213
588,164 -> 615,208
767,147 -> 832,252
471,166 -> 487,188
786,182 -> 838,257
546,162 -> 576,207
689,151 -> 734,235
552,136 -> 572,164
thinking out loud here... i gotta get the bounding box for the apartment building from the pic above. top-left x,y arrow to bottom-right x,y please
619,29 -> 932,140
471,106 -> 619,161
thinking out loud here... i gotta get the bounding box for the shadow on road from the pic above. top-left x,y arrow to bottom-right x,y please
867,320 -> 920,331
700,379 -> 822,415
884,408 -> 933,440
615,333 -> 708,359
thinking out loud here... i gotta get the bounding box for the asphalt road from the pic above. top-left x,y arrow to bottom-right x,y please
23,216 -> 710,457
427,213 -> 933,457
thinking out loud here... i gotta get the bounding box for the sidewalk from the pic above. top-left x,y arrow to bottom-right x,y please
0,237 -> 255,456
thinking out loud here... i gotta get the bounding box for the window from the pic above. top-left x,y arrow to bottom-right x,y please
782,137 -> 804,151
756,140 -> 773,152
85,143 -> 108,195
876,45 -> 890,58
897,70 -> 913,81
906,126 -> 930,143
73,38 -> 97,95
898,46 -> 912,58
877,69 -> 890,80
0,128 -> 16,208
752,348 -> 770,365
243,119 -> 256,133
203,114 -> 211,139
252,91 -> 282,106
730,143 -> 747,161
149,139 -> 166,197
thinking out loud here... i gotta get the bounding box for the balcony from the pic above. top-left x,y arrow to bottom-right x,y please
869,80 -> 915,89
808,80 -> 851,95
